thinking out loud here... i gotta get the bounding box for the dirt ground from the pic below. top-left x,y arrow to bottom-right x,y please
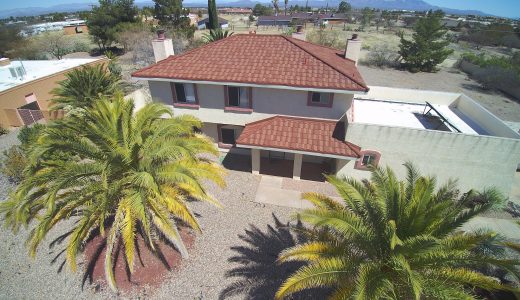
358,65 -> 520,122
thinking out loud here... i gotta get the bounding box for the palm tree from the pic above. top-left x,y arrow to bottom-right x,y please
202,29 -> 234,43
276,163 -> 520,299
0,96 -> 225,292
50,64 -> 121,111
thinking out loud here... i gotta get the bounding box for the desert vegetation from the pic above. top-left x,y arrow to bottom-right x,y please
276,164 -> 520,299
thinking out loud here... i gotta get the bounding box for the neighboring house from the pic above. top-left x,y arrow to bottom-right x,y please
257,13 -> 349,27
256,15 -> 292,26
132,33 -> 520,197
0,57 -> 109,127
442,17 -> 462,29
318,13 -> 349,25
197,17 -> 229,30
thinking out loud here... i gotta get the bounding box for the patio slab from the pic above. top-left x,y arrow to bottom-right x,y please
255,175 -> 315,209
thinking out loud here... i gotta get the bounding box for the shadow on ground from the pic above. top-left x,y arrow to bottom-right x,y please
219,214 -> 327,299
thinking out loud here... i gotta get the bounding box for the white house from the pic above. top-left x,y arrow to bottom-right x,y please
132,32 -> 520,197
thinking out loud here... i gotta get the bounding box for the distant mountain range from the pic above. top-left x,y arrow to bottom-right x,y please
0,0 -> 497,19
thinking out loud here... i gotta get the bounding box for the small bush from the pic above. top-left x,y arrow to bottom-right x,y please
18,124 -> 46,152
0,126 -> 8,135
306,28 -> 341,49
1,146 -> 27,183
72,40 -> 92,53
361,44 -> 400,68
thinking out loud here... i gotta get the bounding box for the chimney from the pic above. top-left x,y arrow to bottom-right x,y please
0,57 -> 11,67
152,29 -> 174,63
291,25 -> 306,41
344,34 -> 361,66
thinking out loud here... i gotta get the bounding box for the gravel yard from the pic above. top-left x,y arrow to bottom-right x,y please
0,127 -> 298,299
358,65 -> 520,122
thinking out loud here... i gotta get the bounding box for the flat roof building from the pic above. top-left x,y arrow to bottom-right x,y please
0,57 -> 109,127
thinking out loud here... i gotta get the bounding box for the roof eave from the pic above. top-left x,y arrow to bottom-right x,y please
235,143 -> 359,160
131,75 -> 369,94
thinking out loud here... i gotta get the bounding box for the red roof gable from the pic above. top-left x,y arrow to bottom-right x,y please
236,116 -> 361,158
132,34 -> 368,92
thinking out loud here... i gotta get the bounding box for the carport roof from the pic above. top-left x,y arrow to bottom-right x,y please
236,116 -> 361,159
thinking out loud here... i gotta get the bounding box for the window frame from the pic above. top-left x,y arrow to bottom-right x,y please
307,91 -> 334,108
217,125 -> 239,148
354,150 -> 381,171
171,82 -> 199,108
224,85 -> 253,113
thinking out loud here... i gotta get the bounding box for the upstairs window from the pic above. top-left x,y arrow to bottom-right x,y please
355,150 -> 381,171
361,154 -> 376,166
308,92 -> 333,107
227,86 -> 251,108
172,83 -> 196,103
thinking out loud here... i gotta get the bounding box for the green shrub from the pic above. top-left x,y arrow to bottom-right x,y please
306,28 -> 341,49
0,126 -> 8,136
1,146 -> 27,183
18,123 -> 46,152
461,52 -> 520,79
361,44 -> 399,68
72,40 -> 92,53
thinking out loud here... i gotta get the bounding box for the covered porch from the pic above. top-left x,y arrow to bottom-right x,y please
235,115 -> 361,181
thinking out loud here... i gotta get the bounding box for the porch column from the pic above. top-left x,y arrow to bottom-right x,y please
293,153 -> 303,180
251,149 -> 260,175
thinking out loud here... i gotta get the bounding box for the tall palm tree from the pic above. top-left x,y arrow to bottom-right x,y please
276,163 -> 520,299
50,64 -> 121,111
0,96 -> 225,292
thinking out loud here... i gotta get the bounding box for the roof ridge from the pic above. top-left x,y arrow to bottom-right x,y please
282,36 -> 368,90
286,37 -> 358,64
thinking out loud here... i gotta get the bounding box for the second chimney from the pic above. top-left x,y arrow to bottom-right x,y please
344,34 -> 361,66
152,30 -> 174,63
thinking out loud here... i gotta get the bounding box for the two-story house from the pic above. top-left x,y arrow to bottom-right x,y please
132,32 -> 520,197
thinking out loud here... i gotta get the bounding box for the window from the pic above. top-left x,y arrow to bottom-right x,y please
220,128 -> 236,145
227,86 -> 250,108
309,92 -> 332,106
361,154 -> 376,166
172,83 -> 196,103
355,150 -> 381,170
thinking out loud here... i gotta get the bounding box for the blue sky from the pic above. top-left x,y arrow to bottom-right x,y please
427,0 -> 518,18
2,0 -> 519,18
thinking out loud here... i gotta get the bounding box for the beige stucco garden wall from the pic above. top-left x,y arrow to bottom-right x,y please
453,94 -> 519,139
356,86 -> 459,105
148,81 -> 353,125
338,123 -> 520,197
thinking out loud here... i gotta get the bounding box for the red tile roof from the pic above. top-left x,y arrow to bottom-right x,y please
236,116 -> 361,158
132,34 -> 368,92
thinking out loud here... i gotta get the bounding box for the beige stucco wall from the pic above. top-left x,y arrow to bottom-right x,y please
453,94 -> 519,139
148,81 -> 352,125
356,86 -> 459,106
0,58 -> 109,127
338,123 -> 520,197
